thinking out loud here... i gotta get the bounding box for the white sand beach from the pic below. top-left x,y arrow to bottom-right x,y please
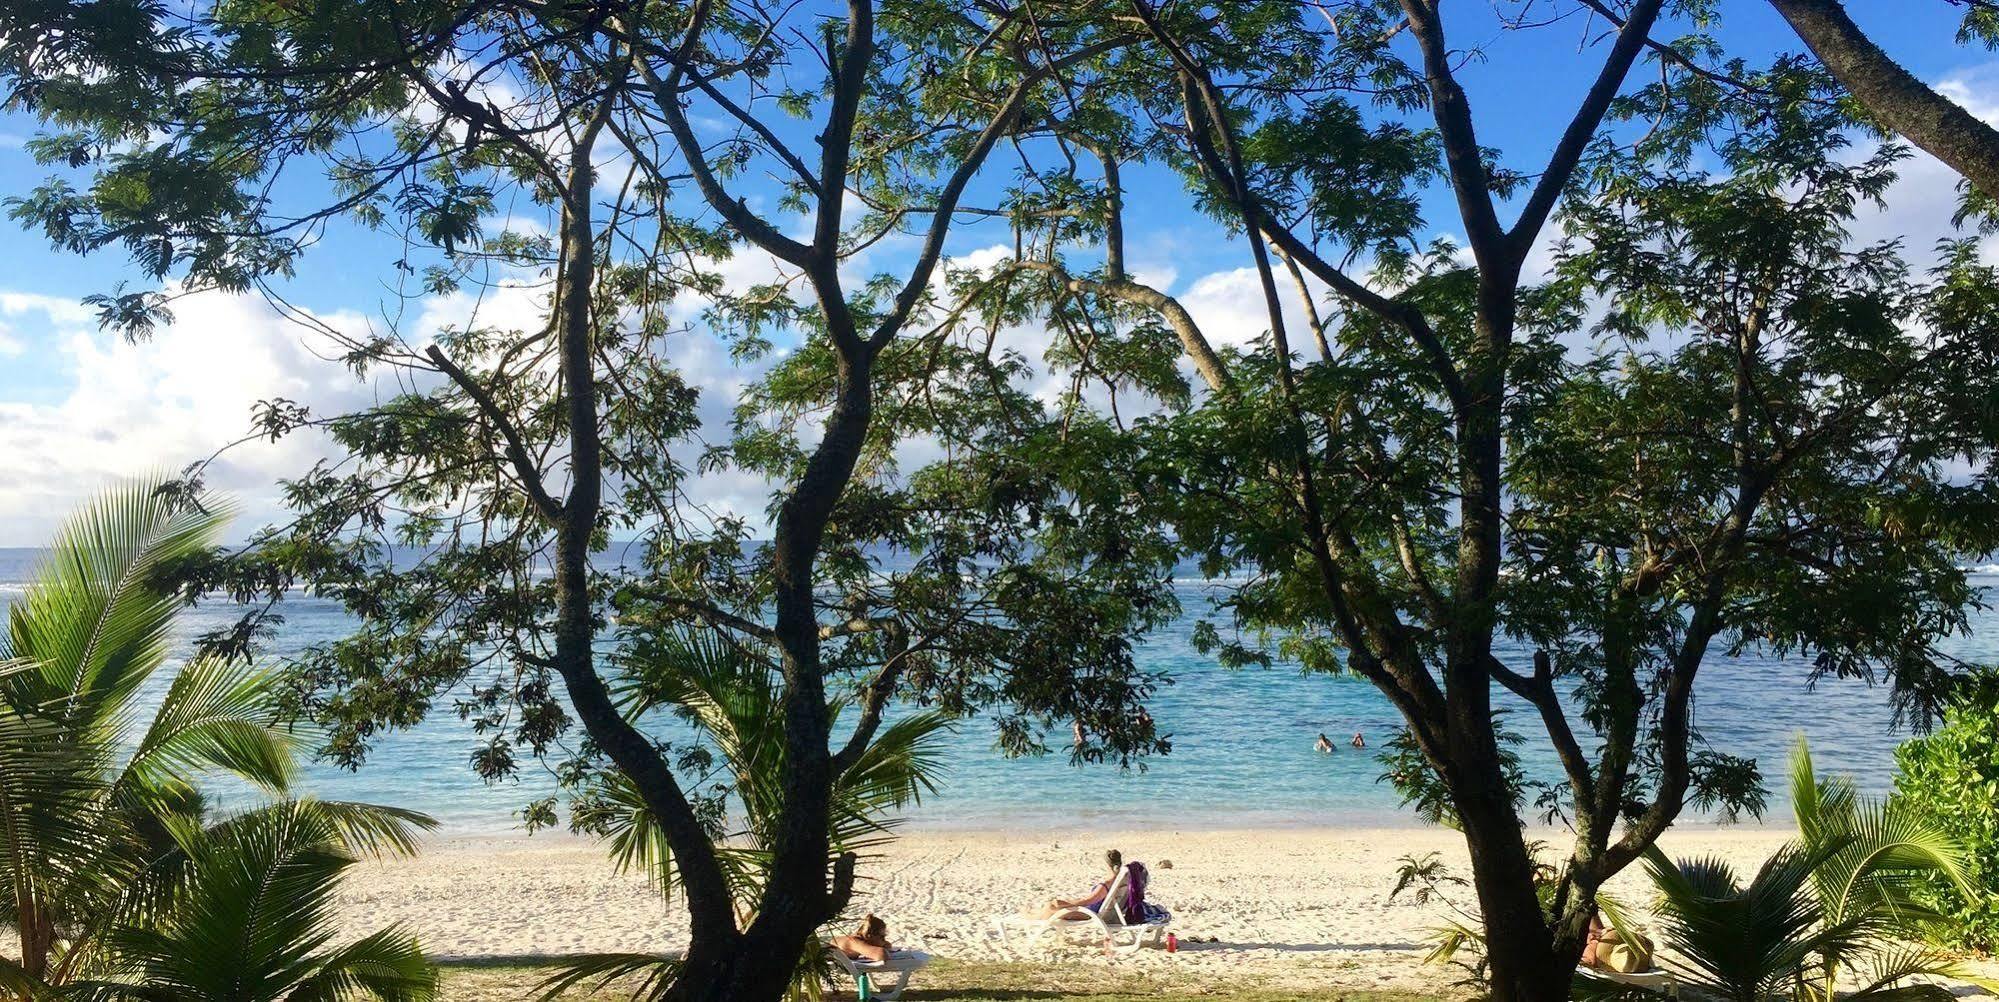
334,824 -> 1843,993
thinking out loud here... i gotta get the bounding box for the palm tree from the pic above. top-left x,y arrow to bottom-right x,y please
545,627 -> 951,1000
84,799 -> 438,1001
1589,737 -> 1993,1002
0,481 -> 440,1000
0,481 -> 298,985
1788,738 -> 1986,1001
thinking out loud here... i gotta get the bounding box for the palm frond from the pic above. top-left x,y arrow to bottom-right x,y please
1420,920 -> 1479,966
1844,940 -> 1981,1000
830,710 -> 952,849
283,924 -> 438,1002
286,800 -> 438,860
580,771 -> 679,896
1792,737 -> 1961,925
1645,842 -> 1857,1002
4,480 -> 229,735
114,657 -> 299,800
1635,739 -> 1991,1002
0,688 -> 130,982
0,956 -> 51,999
100,798 -> 435,1000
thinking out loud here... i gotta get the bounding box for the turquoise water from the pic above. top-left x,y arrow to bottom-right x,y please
2,548 -> 1986,835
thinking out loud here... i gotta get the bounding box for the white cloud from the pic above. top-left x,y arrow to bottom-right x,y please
1,291 -> 95,327
0,289 -> 382,544
1177,265 -> 1333,353
1936,65 -> 1999,126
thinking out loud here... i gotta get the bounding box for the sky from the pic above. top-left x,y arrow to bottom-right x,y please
0,2 -> 1991,545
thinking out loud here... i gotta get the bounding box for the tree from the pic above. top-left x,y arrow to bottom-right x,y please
931,5 -> 1999,999
1577,1 -> 1999,219
0,481 -> 299,987
0,481 -> 436,1000
88,800 -> 439,1002
1,4 -> 1177,1000
1414,739 -> 1986,1002
542,627 -> 951,999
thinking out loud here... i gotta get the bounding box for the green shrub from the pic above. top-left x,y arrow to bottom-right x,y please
1892,674 -> 1999,952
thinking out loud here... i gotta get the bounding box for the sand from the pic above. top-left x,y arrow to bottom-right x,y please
332,824 -> 1849,993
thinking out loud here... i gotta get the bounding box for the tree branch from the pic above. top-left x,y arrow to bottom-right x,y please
636,1 -> 816,267
828,618 -> 910,776
1259,226 -> 1468,409
1488,650 -> 1597,818
1771,0 -> 1999,200
1002,259 -> 1233,391
620,588 -> 777,642
423,345 -> 564,522
871,32 -> 1138,349
1508,0 -> 1664,258
1399,0 -> 1506,264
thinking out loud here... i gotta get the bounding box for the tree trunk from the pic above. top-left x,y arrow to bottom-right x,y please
1457,793 -> 1574,1002
655,285 -> 881,1002
526,115 -> 758,998
17,902 -> 51,984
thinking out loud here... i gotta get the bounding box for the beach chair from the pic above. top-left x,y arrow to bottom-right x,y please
993,863 -> 1172,955
824,944 -> 931,1001
1575,902 -> 1677,998
1575,966 -> 1679,998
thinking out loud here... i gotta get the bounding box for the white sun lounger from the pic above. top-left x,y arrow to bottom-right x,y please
825,944 -> 932,1001
993,863 -> 1172,955
1576,965 -> 1679,998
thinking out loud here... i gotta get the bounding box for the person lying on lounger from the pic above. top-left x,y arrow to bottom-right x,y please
1579,910 -> 1656,974
830,914 -> 893,964
1030,849 -> 1123,919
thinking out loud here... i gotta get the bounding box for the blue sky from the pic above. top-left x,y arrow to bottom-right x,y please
0,2 -> 1989,544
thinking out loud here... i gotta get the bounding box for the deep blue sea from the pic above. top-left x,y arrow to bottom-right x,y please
3,547 -> 1989,835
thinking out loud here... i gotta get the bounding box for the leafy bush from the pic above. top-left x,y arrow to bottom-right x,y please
1893,674 -> 1999,952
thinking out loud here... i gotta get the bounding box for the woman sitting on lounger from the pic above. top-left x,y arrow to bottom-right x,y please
831,914 -> 893,964
1032,849 -> 1123,919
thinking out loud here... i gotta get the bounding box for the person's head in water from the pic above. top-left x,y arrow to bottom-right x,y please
1106,849 -> 1123,876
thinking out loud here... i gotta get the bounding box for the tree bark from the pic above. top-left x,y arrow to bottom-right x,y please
523,107 -> 749,995
1458,795 -> 1574,1002
720,334 -> 878,1002
1771,0 -> 1999,199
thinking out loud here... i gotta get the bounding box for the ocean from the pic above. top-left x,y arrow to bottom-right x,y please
1,547 -> 1985,835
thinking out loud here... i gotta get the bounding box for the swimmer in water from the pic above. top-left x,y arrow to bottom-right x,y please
1351,731 -> 1366,749
1314,732 -> 1335,754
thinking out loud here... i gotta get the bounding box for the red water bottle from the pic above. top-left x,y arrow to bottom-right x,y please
1166,933 -> 1178,953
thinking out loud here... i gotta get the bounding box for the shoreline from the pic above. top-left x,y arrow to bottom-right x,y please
340,825 -> 1816,992
412,813 -> 1809,843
